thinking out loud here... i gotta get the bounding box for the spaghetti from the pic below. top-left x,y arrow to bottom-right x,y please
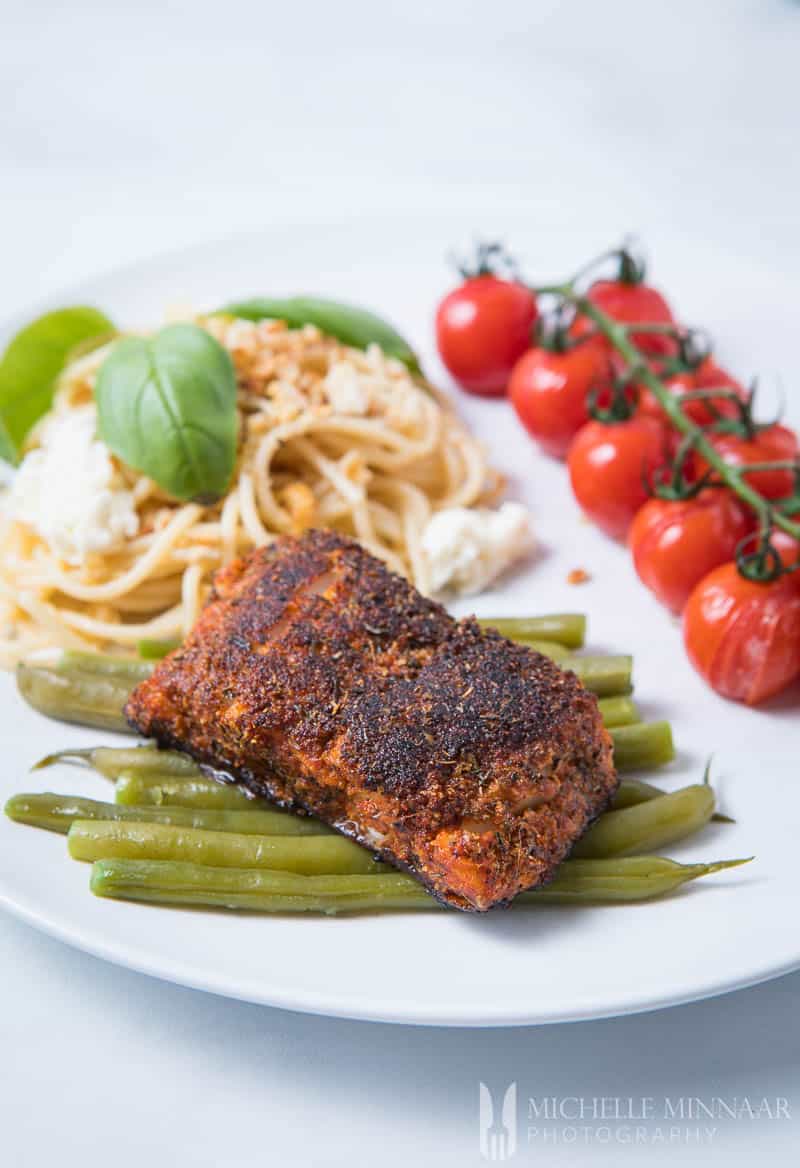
0,314 -> 504,663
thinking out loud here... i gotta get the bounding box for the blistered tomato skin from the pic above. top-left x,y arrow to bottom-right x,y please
683,561 -> 800,705
629,493 -> 754,615
435,277 -> 538,396
567,416 -> 669,540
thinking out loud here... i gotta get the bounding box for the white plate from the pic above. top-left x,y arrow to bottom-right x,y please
1,213 -> 798,1027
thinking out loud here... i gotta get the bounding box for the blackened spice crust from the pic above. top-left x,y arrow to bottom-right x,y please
126,530 -> 618,910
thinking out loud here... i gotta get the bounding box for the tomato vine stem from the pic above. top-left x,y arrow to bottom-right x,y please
530,273 -> 800,577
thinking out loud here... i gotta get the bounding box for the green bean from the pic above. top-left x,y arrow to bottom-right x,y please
35,745 -> 200,779
91,861 -> 434,913
611,775 -> 732,823
597,696 -> 640,728
137,638 -> 181,660
518,856 -> 750,903
478,614 -> 586,649
4,793 -> 330,837
68,820 -> 384,875
115,772 -> 256,809
611,777 -> 667,809
59,651 -> 154,683
567,655 -> 633,696
611,777 -> 676,808
514,639 -> 572,662
89,855 -> 751,913
611,721 -> 674,771
17,663 -> 134,733
573,784 -> 714,859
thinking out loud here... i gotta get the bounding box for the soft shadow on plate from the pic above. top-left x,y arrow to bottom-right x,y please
453,902 -> 592,947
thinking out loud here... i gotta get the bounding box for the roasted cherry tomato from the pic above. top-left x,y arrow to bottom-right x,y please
435,276 -> 538,396
696,424 -> 799,501
683,558 -> 800,705
571,278 -> 676,357
639,364 -> 746,428
509,338 -> 612,459
629,491 -> 754,614
567,415 -> 669,539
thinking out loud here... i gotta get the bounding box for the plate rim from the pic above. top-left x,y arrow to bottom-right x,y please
3,882 -> 798,1027
1,216 -> 798,1027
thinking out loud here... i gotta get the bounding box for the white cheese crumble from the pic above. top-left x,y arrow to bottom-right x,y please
10,407 -> 139,566
323,361 -> 372,415
322,350 -> 424,428
421,502 -> 533,595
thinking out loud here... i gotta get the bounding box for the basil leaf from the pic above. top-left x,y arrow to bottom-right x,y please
219,296 -> 421,374
0,306 -> 115,464
95,324 -> 237,503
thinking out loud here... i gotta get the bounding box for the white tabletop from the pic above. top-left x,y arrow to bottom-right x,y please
2,1 -> 799,1163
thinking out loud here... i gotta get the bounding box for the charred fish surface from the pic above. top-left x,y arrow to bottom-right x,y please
126,530 -> 617,910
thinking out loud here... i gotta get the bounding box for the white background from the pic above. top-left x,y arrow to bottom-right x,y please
2,0 -> 799,1164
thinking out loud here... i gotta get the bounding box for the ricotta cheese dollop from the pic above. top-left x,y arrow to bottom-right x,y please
10,407 -> 140,566
421,501 -> 533,595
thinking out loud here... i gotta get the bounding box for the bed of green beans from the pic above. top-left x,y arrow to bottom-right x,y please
7,614 -> 750,914
6,742 -> 747,914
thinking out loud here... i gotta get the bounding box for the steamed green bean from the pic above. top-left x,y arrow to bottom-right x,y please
4,793 -> 330,837
137,639 -> 181,660
610,777 -> 667,809
115,772 -> 256,809
17,663 -> 134,734
513,639 -> 571,662
67,819 -> 385,875
36,745 -> 200,779
568,655 -> 633,696
611,721 -> 674,771
89,781 -> 706,871
89,855 -> 750,913
573,784 -> 714,859
597,696 -> 640,728
478,614 -> 586,648
59,651 -> 153,682
611,776 -> 732,823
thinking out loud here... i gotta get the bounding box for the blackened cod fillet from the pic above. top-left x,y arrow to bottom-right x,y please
125,530 -> 618,911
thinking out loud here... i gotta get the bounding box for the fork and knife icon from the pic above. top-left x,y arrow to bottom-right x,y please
479,1082 -> 518,1161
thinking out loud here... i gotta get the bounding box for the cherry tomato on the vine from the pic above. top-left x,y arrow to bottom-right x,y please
435,276 -> 538,396
628,491 -> 754,615
683,558 -> 800,705
771,521 -> 800,566
696,424 -> 799,501
509,337 -> 612,459
638,365 -> 746,428
567,415 -> 669,539
571,278 -> 677,357
694,357 -> 747,404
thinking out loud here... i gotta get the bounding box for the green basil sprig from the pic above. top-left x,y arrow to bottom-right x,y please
219,296 -> 421,375
0,306 -> 115,464
95,324 -> 237,503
